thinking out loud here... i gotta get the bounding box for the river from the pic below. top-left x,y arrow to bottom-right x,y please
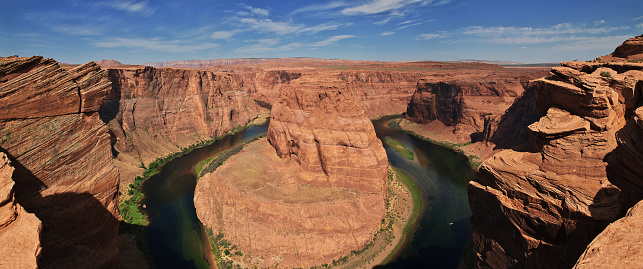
141,116 -> 474,269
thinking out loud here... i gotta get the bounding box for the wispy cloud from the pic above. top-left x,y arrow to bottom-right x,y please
396,22 -> 422,30
210,30 -> 239,40
239,3 -> 269,16
462,23 -> 631,44
380,32 -> 396,36
108,1 -> 156,16
416,33 -> 441,40
93,37 -> 218,52
342,0 -> 422,15
310,35 -> 355,46
552,35 -> 633,51
238,17 -> 348,36
291,1 -> 347,15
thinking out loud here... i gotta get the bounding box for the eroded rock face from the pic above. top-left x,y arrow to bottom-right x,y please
195,77 -> 388,268
405,67 -> 549,145
573,199 -> 643,269
103,66 -> 267,182
0,56 -> 119,268
597,34 -> 643,62
0,152 -> 41,269
469,39 -> 643,268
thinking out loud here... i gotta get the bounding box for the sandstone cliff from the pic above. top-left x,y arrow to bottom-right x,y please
468,37 -> 643,268
194,76 -> 388,268
0,152 -> 41,269
0,56 -> 119,268
102,66 -> 268,185
405,67 -> 549,145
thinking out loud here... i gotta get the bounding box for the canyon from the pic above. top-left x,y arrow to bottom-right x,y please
2,35 -> 642,268
193,75 -> 390,267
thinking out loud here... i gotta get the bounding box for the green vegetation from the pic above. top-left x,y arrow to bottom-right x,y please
387,118 -> 482,169
205,230 -> 243,269
195,134 -> 265,178
383,136 -> 414,160
600,71 -> 612,77
383,167 -> 422,264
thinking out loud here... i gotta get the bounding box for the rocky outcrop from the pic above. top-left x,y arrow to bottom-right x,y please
573,199 -> 643,269
468,38 -> 643,268
195,76 -> 388,268
0,152 -> 41,269
405,68 -> 548,144
103,66 -> 267,183
96,59 -> 124,67
597,34 -> 643,62
0,56 -> 119,268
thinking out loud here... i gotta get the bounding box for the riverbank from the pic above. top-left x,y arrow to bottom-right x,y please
332,167 -> 421,269
387,118 -> 488,169
118,112 -> 270,268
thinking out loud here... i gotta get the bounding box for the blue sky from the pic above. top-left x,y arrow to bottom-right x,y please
1,0 -> 642,64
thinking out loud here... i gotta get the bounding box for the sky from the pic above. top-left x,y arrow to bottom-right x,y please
1,0 -> 642,64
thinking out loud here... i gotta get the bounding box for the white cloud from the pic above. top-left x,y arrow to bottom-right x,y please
240,18 -> 302,35
93,37 -> 218,52
342,0 -> 422,15
380,32 -> 396,36
396,22 -> 422,30
637,23 -> 643,29
238,17 -> 349,36
552,35 -> 632,51
291,1 -> 348,15
416,33 -> 440,40
239,3 -> 269,16
462,23 -> 631,44
310,35 -> 355,46
109,1 -> 156,16
211,30 -> 238,40
635,15 -> 643,20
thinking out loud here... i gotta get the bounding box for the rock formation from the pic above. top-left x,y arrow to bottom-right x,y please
573,199 -> 643,269
0,152 -> 41,269
468,37 -> 643,268
194,76 -> 388,268
96,59 -> 124,67
0,56 -> 119,268
102,66 -> 268,184
405,67 -> 549,145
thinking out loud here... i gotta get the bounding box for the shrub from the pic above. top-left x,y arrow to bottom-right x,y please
600,71 -> 612,77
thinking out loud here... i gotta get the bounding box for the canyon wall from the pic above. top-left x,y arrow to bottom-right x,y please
0,56 -> 119,268
405,67 -> 549,145
194,75 -> 388,268
102,66 -> 268,183
468,35 -> 643,268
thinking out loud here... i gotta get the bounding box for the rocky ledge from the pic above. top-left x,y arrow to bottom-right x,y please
468,36 -> 643,268
194,76 -> 388,268
0,56 -> 120,268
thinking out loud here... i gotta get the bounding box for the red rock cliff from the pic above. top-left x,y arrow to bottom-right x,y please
468,37 -> 643,268
103,66 -> 268,183
0,56 -> 119,268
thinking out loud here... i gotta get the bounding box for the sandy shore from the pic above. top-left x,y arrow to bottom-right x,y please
336,167 -> 418,269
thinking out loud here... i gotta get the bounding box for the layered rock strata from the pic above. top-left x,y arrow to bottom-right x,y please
0,56 -> 119,268
469,39 -> 643,268
573,199 -> 643,269
0,152 -> 41,269
405,68 -> 548,145
103,66 -> 267,183
195,77 -> 388,268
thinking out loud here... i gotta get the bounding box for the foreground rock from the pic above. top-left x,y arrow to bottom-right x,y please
195,78 -> 388,268
0,56 -> 119,268
573,199 -> 643,269
469,37 -> 643,268
0,152 -> 41,269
